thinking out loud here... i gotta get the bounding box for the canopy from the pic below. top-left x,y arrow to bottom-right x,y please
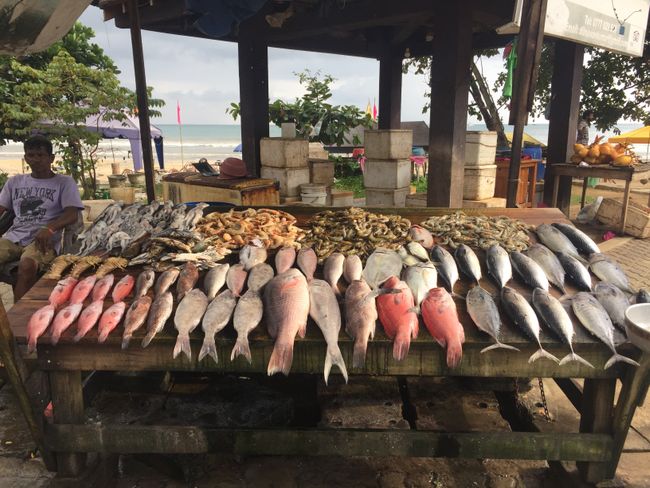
607,126 -> 650,144
505,131 -> 547,148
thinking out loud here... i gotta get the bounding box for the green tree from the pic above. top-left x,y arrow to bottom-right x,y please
228,70 -> 373,146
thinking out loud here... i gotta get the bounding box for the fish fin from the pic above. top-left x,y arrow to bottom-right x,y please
604,354 -> 640,369
446,339 -> 463,368
230,337 -> 252,363
480,342 -> 520,353
392,330 -> 411,361
452,292 -> 466,301
121,335 -> 131,350
267,341 -> 294,376
559,352 -> 595,369
141,331 -> 155,348
173,333 -> 192,360
198,337 -> 218,364
324,345 -> 348,385
528,347 -> 560,364
352,336 -> 369,369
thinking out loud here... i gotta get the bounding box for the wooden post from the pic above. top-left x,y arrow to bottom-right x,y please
128,0 -> 156,203
506,0 -> 547,207
50,370 -> 86,477
426,0 -> 472,207
238,26 -> 269,178
543,40 -> 584,213
378,50 -> 402,130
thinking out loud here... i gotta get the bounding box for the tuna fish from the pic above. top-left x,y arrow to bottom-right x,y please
275,247 -> 296,274
199,290 -> 237,363
231,289 -> 264,363
589,254 -> 635,294
420,288 -> 465,368
637,289 -> 650,304
247,263 -> 275,292
226,263 -> 247,297
362,248 -> 403,290
97,301 -> 127,343
525,244 -> 566,294
571,292 -> 639,369
431,246 -> 460,294
500,287 -> 559,364
135,269 -> 156,298
91,273 -> 114,302
402,261 -> 437,312
73,300 -> 103,342
203,263 -> 229,300
406,241 -> 430,262
70,275 -> 97,304
112,274 -> 135,303
141,291 -> 174,348
557,252 -> 592,291
376,276 -> 419,361
510,251 -> 549,291
264,268 -> 310,376
531,288 -> 593,368
121,296 -> 153,349
50,302 -> 83,345
466,286 -> 519,353
486,244 -> 512,290
48,276 -> 78,308
176,262 -> 199,300
343,254 -> 362,283
594,283 -> 629,330
536,224 -> 586,263
408,225 -> 434,249
173,289 -> 209,360
239,244 -> 268,271
297,247 -> 318,281
154,267 -> 180,297
308,279 -> 349,384
552,223 -> 600,255
27,304 -> 56,353
454,244 -> 482,285
323,253 -> 345,295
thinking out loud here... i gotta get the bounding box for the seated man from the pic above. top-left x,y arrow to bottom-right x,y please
0,135 -> 84,300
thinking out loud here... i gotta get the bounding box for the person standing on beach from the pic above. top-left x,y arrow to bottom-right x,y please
0,135 -> 83,300
577,110 -> 595,145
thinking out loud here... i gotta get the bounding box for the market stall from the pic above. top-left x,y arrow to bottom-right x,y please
3,203 -> 649,485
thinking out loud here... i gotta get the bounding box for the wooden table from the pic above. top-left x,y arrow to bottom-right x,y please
6,207 -> 649,485
550,163 -> 650,233
495,159 -> 539,207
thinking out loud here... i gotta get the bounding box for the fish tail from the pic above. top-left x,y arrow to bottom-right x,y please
480,342 -> 520,354
324,345 -> 348,385
267,341 -> 294,376
604,353 -> 640,369
27,337 -> 37,354
528,347 -> 560,364
50,331 -> 61,346
198,337 -> 218,364
392,330 -> 411,361
172,333 -> 192,360
559,352 -> 595,369
121,334 -> 132,350
446,338 -> 463,368
72,330 -> 85,343
97,328 -> 109,344
352,336 -> 369,369
230,336 -> 252,363
141,331 -> 156,348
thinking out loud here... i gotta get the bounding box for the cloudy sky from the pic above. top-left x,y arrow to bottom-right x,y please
78,6 -> 506,126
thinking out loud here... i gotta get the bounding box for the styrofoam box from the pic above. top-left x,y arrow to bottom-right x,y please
261,166 -> 310,197
463,164 -> 497,201
260,138 -> 309,168
364,130 -> 413,160
365,186 -> 410,207
465,131 -> 497,166
363,159 -> 411,189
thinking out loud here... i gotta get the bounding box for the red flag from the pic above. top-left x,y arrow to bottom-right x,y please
176,100 -> 181,125
372,98 -> 378,120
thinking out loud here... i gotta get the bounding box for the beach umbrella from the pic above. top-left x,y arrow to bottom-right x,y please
607,126 -> 650,144
234,143 -> 242,152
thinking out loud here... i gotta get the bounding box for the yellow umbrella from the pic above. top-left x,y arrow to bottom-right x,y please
504,132 -> 546,148
608,126 -> 650,144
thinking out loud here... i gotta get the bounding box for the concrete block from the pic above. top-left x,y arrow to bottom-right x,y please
328,189 -> 354,207
405,192 -> 427,207
261,166 -> 310,197
364,130 -> 413,159
363,159 -> 411,189
463,164 -> 497,200
309,142 -> 329,159
365,187 -> 410,207
260,138 -> 309,168
462,197 -> 507,208
309,159 -> 335,185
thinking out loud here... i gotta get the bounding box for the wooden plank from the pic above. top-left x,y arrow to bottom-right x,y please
50,371 -> 86,477
378,49 -> 402,130
550,163 -> 635,181
427,1 -> 473,207
46,424 -> 613,461
554,378 -> 583,413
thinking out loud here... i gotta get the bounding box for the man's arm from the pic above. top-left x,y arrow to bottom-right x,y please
33,207 -> 80,253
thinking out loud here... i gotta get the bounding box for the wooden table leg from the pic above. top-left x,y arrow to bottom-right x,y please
580,177 -> 588,209
577,378 -> 616,483
50,370 -> 86,477
552,175 -> 560,209
620,180 -> 632,235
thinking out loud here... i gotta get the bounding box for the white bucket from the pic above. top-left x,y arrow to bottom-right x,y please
300,183 -> 327,205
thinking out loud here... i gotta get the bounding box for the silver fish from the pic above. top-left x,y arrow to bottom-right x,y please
362,248 -> 403,289
486,244 -> 512,289
154,267 -> 180,297
247,263 -> 275,292
135,269 -> 155,298
589,253 -> 635,294
525,244 -> 566,294
142,291 -> 173,348
343,254 -> 362,283
510,251 -> 549,291
173,289 -> 209,360
323,253 -> 345,295
239,244 -> 268,271
226,263 -> 248,297
308,279 -> 348,384
454,244 -> 481,285
203,263 -> 229,300
199,290 -> 237,363
536,224 -> 586,263
557,252 -> 592,291
571,292 -> 639,369
231,289 -> 264,363
594,283 -> 629,330
466,286 -> 519,353
500,287 -> 558,364
431,246 -> 459,294
406,241 -> 430,262
531,288 -> 594,368
552,223 -> 600,255
401,262 -> 437,311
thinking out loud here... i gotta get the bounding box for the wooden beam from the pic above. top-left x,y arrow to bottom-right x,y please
427,1 -> 473,207
543,40 -> 584,213
554,378 -> 583,413
378,50 -> 402,130
506,0 -> 547,207
47,425 -> 613,461
113,0 -> 189,29
50,371 -> 85,477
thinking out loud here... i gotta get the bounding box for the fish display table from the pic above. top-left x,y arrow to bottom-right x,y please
5,207 -> 649,485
